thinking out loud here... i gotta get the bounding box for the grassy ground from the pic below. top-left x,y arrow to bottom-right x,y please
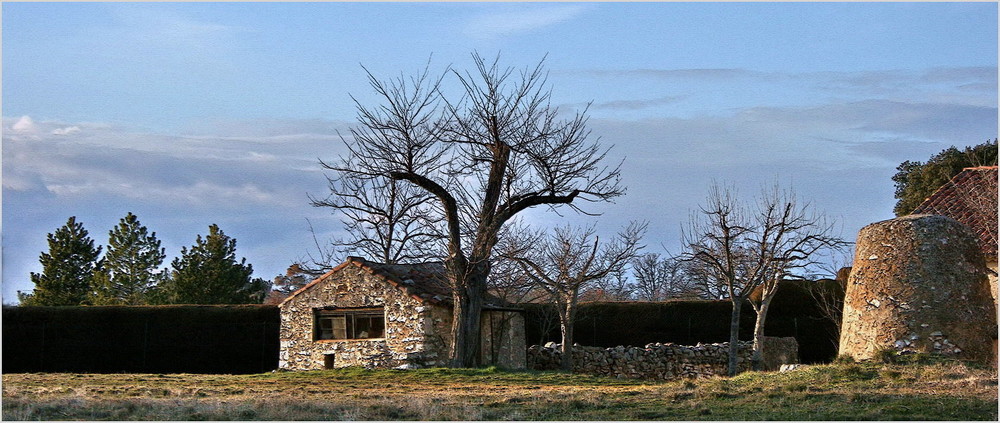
3,359 -> 997,420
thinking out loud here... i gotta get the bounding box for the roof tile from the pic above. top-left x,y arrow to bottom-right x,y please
912,166 -> 998,259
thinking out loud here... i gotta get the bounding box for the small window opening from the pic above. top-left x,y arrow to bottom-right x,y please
324,354 -> 335,369
314,308 -> 385,341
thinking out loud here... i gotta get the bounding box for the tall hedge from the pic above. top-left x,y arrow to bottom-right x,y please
3,305 -> 279,374
522,280 -> 842,363
4,279 -> 843,374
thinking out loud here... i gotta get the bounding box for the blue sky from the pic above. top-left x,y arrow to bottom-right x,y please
3,2 -> 997,303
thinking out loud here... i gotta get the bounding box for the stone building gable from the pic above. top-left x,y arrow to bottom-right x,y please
280,257 -> 452,308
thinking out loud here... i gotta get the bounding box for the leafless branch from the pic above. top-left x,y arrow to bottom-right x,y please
321,53 -> 627,367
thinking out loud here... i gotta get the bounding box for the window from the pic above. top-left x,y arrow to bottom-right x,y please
314,308 -> 385,341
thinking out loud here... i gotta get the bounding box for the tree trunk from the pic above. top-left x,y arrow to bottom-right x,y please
727,298 -> 742,376
449,268 -> 486,368
559,299 -> 576,372
751,300 -> 770,371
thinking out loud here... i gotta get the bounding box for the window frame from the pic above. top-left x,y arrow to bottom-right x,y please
313,307 -> 386,341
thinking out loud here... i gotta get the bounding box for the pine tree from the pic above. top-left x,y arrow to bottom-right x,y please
90,212 -> 166,305
20,216 -> 102,306
163,224 -> 270,304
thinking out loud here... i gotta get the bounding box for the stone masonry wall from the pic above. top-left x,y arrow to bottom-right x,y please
839,215 -> 996,364
527,337 -> 798,380
481,310 -> 527,369
279,264 -> 451,370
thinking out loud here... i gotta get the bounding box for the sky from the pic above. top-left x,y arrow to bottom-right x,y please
3,2 -> 997,303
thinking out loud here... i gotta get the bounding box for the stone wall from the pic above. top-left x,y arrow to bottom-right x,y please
839,215 -> 997,364
279,264 -> 452,370
527,337 -> 798,380
481,310 -> 527,369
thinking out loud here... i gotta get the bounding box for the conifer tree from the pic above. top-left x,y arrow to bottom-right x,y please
163,224 -> 269,304
20,216 -> 102,306
90,212 -> 166,305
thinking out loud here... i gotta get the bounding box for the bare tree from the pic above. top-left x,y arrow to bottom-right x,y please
681,258 -> 730,300
288,219 -> 342,277
744,185 -> 848,370
681,183 -> 846,375
508,222 -> 645,371
681,185 -> 753,376
804,253 -> 853,355
264,263 -> 315,305
489,221 -> 548,304
631,253 -> 691,301
310,172 -> 444,265
325,54 -> 624,367
582,266 -> 635,301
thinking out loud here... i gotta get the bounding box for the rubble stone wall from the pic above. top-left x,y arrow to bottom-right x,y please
839,214 -> 997,364
527,336 -> 798,380
279,264 -> 451,370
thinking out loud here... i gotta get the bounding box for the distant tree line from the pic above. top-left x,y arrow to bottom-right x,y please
18,214 -> 269,306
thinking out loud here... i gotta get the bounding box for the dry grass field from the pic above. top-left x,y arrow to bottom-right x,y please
3,359 -> 997,420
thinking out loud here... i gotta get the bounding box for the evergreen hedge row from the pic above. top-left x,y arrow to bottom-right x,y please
3,280 -> 842,374
2,305 -> 279,374
522,280 -> 843,363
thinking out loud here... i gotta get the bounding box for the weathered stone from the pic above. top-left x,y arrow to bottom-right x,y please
839,215 -> 997,364
279,257 -> 526,370
779,364 -> 803,372
760,336 -> 799,371
526,337 -> 797,381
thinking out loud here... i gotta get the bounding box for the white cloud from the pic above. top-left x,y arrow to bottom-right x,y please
1,116 -> 340,208
11,116 -> 36,133
51,126 -> 81,136
464,5 -> 591,40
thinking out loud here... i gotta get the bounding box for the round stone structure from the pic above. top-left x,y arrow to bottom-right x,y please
839,214 -> 996,363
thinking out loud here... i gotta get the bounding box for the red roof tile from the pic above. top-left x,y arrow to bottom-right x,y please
912,166 -> 998,259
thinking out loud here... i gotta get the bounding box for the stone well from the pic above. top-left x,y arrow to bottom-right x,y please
839,214 -> 996,363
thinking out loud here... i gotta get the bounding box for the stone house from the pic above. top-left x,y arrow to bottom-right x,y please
912,166 -> 998,304
279,256 -> 526,370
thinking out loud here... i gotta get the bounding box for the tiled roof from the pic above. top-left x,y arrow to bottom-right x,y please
281,256 -> 515,309
912,166 -> 998,259
357,257 -> 454,305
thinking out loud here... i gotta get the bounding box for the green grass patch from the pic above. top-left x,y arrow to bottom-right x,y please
4,360 -> 996,420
